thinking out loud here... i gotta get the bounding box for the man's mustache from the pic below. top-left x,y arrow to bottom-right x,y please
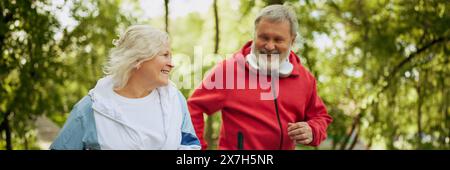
258,49 -> 281,55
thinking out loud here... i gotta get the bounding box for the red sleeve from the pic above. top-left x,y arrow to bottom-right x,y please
305,78 -> 333,146
187,61 -> 228,149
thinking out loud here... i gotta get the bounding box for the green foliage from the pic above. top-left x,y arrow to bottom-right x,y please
0,0 -> 134,149
1,0 -> 448,149
1,0 -> 63,149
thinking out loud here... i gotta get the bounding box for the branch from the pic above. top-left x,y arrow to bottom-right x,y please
381,36 -> 447,92
344,37 -> 448,150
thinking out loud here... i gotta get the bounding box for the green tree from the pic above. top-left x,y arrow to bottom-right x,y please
0,0 -> 135,150
1,0 -> 62,150
1,0 -> 448,150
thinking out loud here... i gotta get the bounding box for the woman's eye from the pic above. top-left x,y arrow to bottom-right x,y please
164,53 -> 171,59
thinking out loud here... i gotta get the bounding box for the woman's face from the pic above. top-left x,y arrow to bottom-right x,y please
136,45 -> 174,87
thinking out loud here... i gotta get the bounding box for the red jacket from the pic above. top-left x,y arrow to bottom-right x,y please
187,41 -> 332,150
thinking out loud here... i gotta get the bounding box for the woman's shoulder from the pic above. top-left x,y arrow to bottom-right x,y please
50,95 -> 97,150
71,95 -> 94,118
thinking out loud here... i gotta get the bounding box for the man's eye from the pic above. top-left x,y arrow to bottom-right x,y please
258,35 -> 268,41
275,38 -> 284,43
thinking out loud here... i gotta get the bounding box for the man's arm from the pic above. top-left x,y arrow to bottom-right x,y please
187,61 -> 228,149
287,77 -> 332,147
303,78 -> 332,146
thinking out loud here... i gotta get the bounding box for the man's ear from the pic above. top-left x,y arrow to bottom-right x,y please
291,34 -> 297,44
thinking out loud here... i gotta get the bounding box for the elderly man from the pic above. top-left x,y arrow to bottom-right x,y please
188,5 -> 332,150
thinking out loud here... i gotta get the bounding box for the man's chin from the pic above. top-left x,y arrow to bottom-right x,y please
259,66 -> 280,75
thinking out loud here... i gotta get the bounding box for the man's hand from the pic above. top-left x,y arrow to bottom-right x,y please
287,122 -> 313,145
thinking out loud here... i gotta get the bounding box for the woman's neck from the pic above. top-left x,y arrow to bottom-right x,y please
114,76 -> 156,99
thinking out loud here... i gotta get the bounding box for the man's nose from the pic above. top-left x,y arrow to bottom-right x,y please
264,41 -> 276,52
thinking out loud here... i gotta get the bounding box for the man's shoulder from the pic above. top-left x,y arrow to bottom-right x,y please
288,54 -> 316,80
207,56 -> 239,73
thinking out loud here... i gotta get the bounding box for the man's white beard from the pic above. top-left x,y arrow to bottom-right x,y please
250,43 -> 291,75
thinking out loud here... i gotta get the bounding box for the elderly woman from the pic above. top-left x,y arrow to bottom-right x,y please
50,25 -> 200,150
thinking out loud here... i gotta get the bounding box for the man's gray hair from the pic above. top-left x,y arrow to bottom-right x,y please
254,5 -> 298,37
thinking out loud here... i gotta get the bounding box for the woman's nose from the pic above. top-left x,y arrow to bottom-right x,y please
167,61 -> 174,68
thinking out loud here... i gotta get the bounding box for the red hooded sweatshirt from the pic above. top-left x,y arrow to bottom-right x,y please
187,41 -> 332,150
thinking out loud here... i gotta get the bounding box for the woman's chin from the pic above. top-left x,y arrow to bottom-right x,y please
158,79 -> 169,86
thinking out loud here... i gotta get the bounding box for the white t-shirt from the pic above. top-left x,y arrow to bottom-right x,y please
94,88 -> 166,150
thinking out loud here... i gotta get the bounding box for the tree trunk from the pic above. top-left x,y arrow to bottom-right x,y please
340,114 -> 360,150
1,112 -> 12,150
440,58 -> 449,145
203,0 -> 221,150
164,0 -> 169,34
446,89 -> 449,144
213,0 -> 220,54
366,138 -> 373,150
445,81 -> 450,145
24,135 -> 29,150
349,126 -> 360,150
416,76 -> 423,147
205,116 -> 214,149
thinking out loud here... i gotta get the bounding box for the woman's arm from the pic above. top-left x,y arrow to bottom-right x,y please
50,96 -> 92,150
177,91 -> 201,150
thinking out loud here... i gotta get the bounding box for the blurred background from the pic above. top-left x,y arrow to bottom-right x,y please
0,0 -> 448,150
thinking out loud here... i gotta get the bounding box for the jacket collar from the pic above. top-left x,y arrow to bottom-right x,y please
235,40 -> 301,77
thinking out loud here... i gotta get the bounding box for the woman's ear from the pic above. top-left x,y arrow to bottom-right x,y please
135,60 -> 141,70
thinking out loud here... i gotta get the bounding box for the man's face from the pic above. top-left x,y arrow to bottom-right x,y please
252,18 -> 295,72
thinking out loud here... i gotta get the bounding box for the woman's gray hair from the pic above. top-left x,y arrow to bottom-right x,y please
104,25 -> 169,88
254,4 -> 298,37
